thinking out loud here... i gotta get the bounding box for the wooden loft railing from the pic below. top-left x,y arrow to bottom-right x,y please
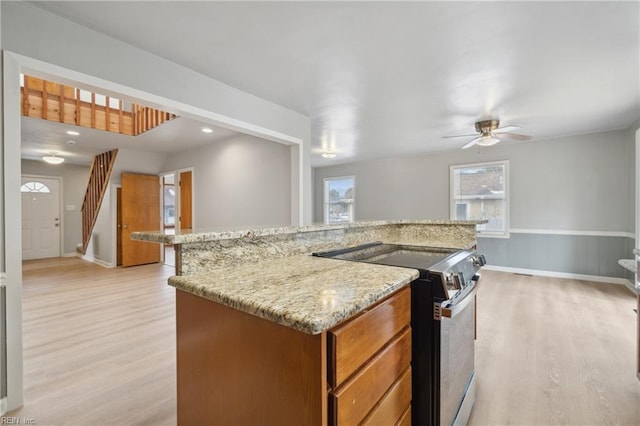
81,149 -> 118,255
20,75 -> 177,136
133,104 -> 176,135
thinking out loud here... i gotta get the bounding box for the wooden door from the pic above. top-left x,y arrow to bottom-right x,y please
116,187 -> 122,266
21,177 -> 61,260
121,173 -> 161,267
179,171 -> 193,230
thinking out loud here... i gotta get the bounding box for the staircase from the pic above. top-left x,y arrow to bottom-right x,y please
80,149 -> 118,255
21,75 -> 177,136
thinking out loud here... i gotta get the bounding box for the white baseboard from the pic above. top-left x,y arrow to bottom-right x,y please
1,397 -> 7,416
63,252 -> 79,258
623,280 -> 639,295
482,264 -> 633,286
80,255 -> 115,269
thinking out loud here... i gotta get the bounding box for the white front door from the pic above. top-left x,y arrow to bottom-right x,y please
21,177 -> 62,260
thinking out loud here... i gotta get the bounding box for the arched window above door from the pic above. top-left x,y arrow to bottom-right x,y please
20,181 -> 51,193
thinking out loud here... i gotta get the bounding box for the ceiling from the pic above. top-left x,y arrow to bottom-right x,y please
26,1 -> 640,167
21,116 -> 239,165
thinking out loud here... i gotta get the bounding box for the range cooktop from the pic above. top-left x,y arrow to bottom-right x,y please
312,242 -> 457,271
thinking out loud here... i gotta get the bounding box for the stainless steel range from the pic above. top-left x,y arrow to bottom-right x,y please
313,242 -> 485,426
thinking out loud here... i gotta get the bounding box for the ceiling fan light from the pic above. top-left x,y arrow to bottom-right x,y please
321,151 -> 337,159
476,136 -> 500,147
42,153 -> 65,164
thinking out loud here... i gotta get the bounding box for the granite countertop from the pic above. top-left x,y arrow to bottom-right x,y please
619,259 -> 637,274
169,254 -> 419,335
132,219 -> 485,245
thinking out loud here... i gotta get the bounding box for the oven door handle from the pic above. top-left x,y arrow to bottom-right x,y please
434,285 -> 477,320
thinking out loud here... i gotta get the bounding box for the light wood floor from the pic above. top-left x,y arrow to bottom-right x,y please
9,257 -> 176,425
8,259 -> 640,425
469,270 -> 640,426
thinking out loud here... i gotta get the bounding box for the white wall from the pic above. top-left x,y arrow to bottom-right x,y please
83,184 -> 113,266
111,148 -> 168,184
21,160 -> 90,254
162,134 -> 292,229
21,149 -> 167,266
1,1 -> 312,224
2,2 -> 313,409
0,1 -> 7,412
20,137 -> 290,266
87,149 -> 168,266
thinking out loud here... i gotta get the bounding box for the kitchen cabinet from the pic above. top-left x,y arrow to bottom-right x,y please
175,286 -> 411,425
328,286 -> 411,424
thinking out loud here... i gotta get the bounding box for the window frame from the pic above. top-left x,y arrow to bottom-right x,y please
323,175 -> 356,225
450,160 -> 509,238
20,181 -> 52,193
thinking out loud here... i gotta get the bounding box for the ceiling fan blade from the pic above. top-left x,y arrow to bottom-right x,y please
442,133 -> 479,139
496,132 -> 531,141
461,136 -> 483,149
495,125 -> 520,133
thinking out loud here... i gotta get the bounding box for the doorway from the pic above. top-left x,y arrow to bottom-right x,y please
178,170 -> 193,231
20,176 -> 62,260
162,173 -> 176,267
161,169 -> 193,267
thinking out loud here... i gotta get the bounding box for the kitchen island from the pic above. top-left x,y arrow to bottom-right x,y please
132,220 -> 483,425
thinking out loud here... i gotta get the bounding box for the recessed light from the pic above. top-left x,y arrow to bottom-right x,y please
201,127 -> 213,134
66,130 -> 80,136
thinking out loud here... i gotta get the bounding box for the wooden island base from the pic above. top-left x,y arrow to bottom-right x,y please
176,290 -> 327,425
176,287 -> 412,425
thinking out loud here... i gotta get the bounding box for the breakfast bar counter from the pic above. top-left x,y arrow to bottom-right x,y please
132,219 -> 482,275
168,253 -> 418,334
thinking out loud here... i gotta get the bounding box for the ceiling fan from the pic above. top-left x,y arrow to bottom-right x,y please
443,119 -> 531,149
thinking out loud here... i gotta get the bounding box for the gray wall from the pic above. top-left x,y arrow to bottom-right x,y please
21,159 -> 90,255
314,128 -> 636,280
162,134 -> 292,228
19,135 -> 291,265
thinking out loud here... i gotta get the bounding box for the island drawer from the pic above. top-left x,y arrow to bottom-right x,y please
329,326 -> 412,425
361,365 -> 412,425
397,404 -> 412,426
328,286 -> 411,387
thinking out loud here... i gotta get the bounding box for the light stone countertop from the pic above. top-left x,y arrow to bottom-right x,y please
132,219 -> 484,245
619,259 -> 637,274
168,254 -> 419,335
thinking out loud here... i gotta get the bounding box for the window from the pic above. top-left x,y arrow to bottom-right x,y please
20,181 -> 51,193
162,174 -> 176,228
450,161 -> 509,236
324,176 -> 355,224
